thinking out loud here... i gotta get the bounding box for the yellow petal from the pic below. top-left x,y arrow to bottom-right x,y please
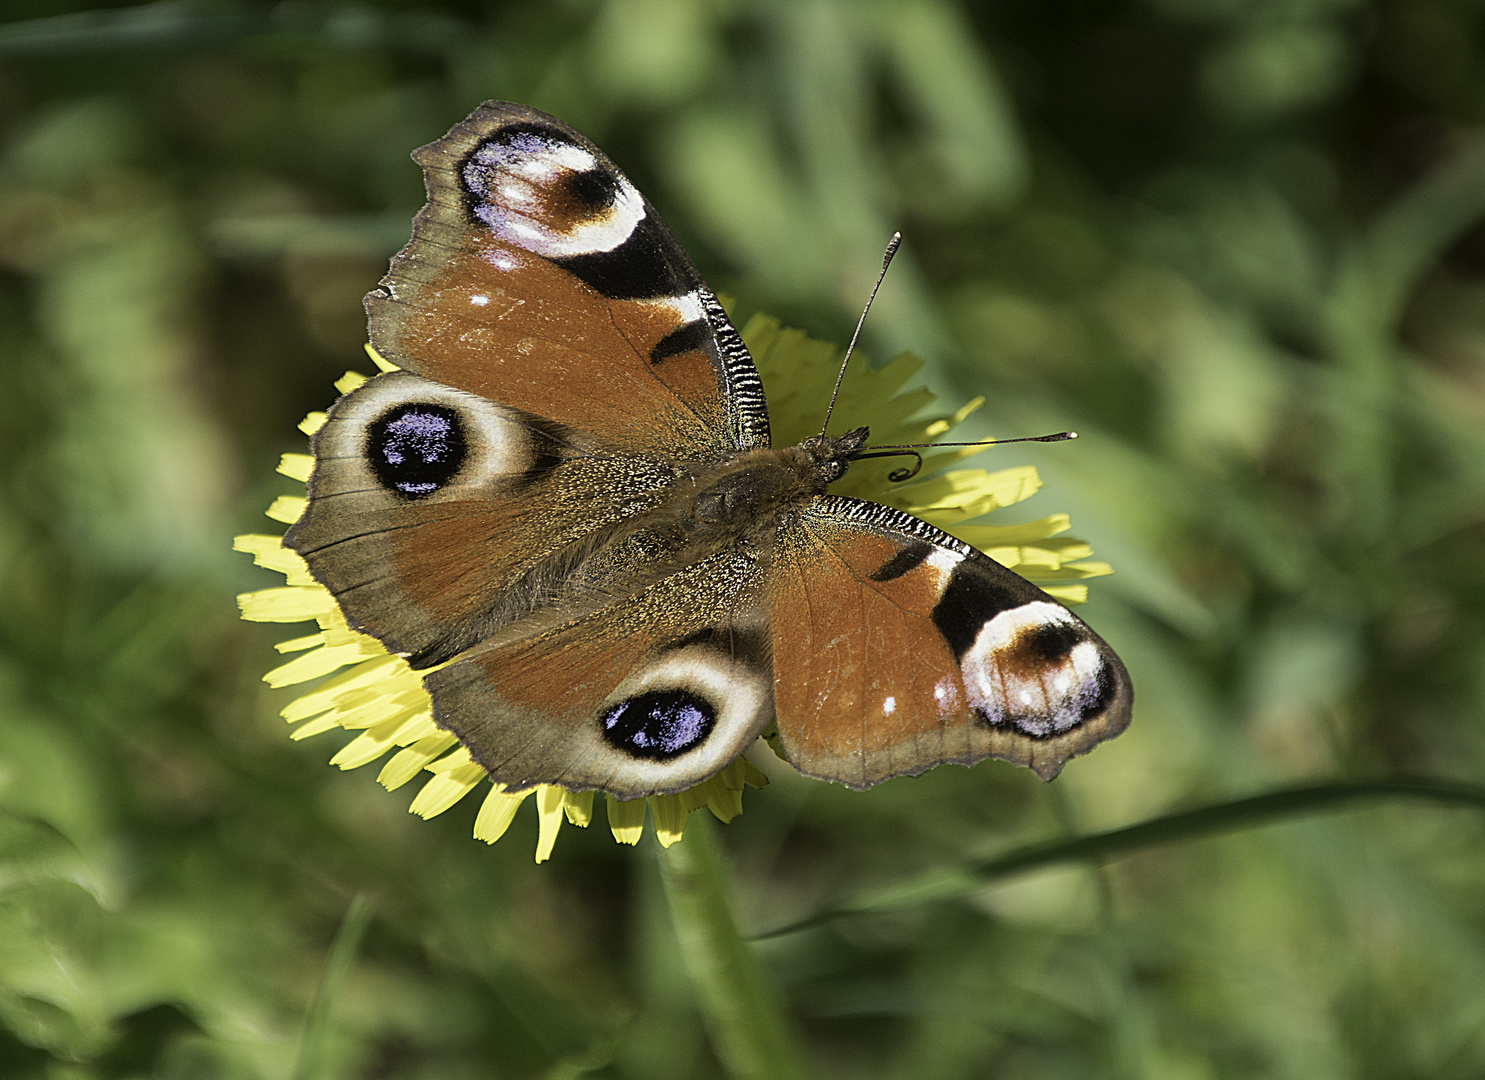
332,690 -> 427,730
426,746 -> 473,773
266,496 -> 307,524
899,466 -> 1043,525
954,514 -> 1071,548
607,796 -> 646,845
650,794 -> 688,848
280,655 -> 404,721
276,453 -> 314,482
232,533 -> 313,584
273,633 -> 324,653
329,710 -> 430,770
707,781 -> 744,822
237,586 -> 336,623
922,394 -> 985,436
1022,561 -> 1114,582
563,789 -> 594,827
330,718 -> 404,770
535,787 -> 566,863
474,786 -> 529,843
409,762 -> 484,818
365,344 -> 399,372
334,370 -> 368,394
378,732 -> 458,790
263,643 -> 381,688
290,712 -> 345,740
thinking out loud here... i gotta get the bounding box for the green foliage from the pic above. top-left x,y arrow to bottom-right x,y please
2,1 -> 1485,1077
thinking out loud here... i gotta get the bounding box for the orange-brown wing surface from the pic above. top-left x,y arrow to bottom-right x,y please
769,498 -> 1132,786
366,100 -> 768,458
423,549 -> 774,799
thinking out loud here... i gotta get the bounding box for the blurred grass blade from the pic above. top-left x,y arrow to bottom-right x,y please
0,811 -> 108,903
756,779 -> 1485,939
1359,135 -> 1485,329
293,893 -> 375,1080
0,0 -> 466,56
541,1033 -> 620,1080
0,2 -> 261,54
883,0 -> 1026,207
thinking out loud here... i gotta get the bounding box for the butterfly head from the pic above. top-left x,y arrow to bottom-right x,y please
798,425 -> 870,486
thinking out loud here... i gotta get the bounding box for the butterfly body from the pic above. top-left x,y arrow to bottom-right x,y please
285,102 -> 1132,800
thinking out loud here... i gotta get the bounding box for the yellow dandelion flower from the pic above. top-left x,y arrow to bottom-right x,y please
236,319 -> 1113,862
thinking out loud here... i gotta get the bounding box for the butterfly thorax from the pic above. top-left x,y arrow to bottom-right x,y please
685,426 -> 869,534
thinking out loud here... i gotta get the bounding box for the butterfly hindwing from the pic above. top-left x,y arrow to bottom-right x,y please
769,498 -> 1132,786
423,550 -> 775,798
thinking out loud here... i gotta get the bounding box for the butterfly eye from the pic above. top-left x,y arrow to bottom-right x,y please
601,689 -> 716,760
366,403 -> 468,498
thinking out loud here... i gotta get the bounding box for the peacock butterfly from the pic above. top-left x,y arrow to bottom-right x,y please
284,102 -> 1132,799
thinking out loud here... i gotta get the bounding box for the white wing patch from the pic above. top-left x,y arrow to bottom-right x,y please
660,289 -> 706,324
959,601 -> 1108,737
464,132 -> 646,258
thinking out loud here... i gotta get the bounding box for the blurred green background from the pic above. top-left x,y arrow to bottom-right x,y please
3,0 -> 1485,1077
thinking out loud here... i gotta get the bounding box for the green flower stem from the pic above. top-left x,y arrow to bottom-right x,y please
657,815 -> 812,1080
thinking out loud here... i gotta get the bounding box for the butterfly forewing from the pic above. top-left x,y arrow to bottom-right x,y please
769,498 -> 1132,785
289,102 -> 770,667
367,101 -> 768,457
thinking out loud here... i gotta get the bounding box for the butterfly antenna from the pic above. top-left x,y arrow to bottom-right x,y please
820,232 -> 902,438
865,431 -> 1079,451
851,431 -> 1078,482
